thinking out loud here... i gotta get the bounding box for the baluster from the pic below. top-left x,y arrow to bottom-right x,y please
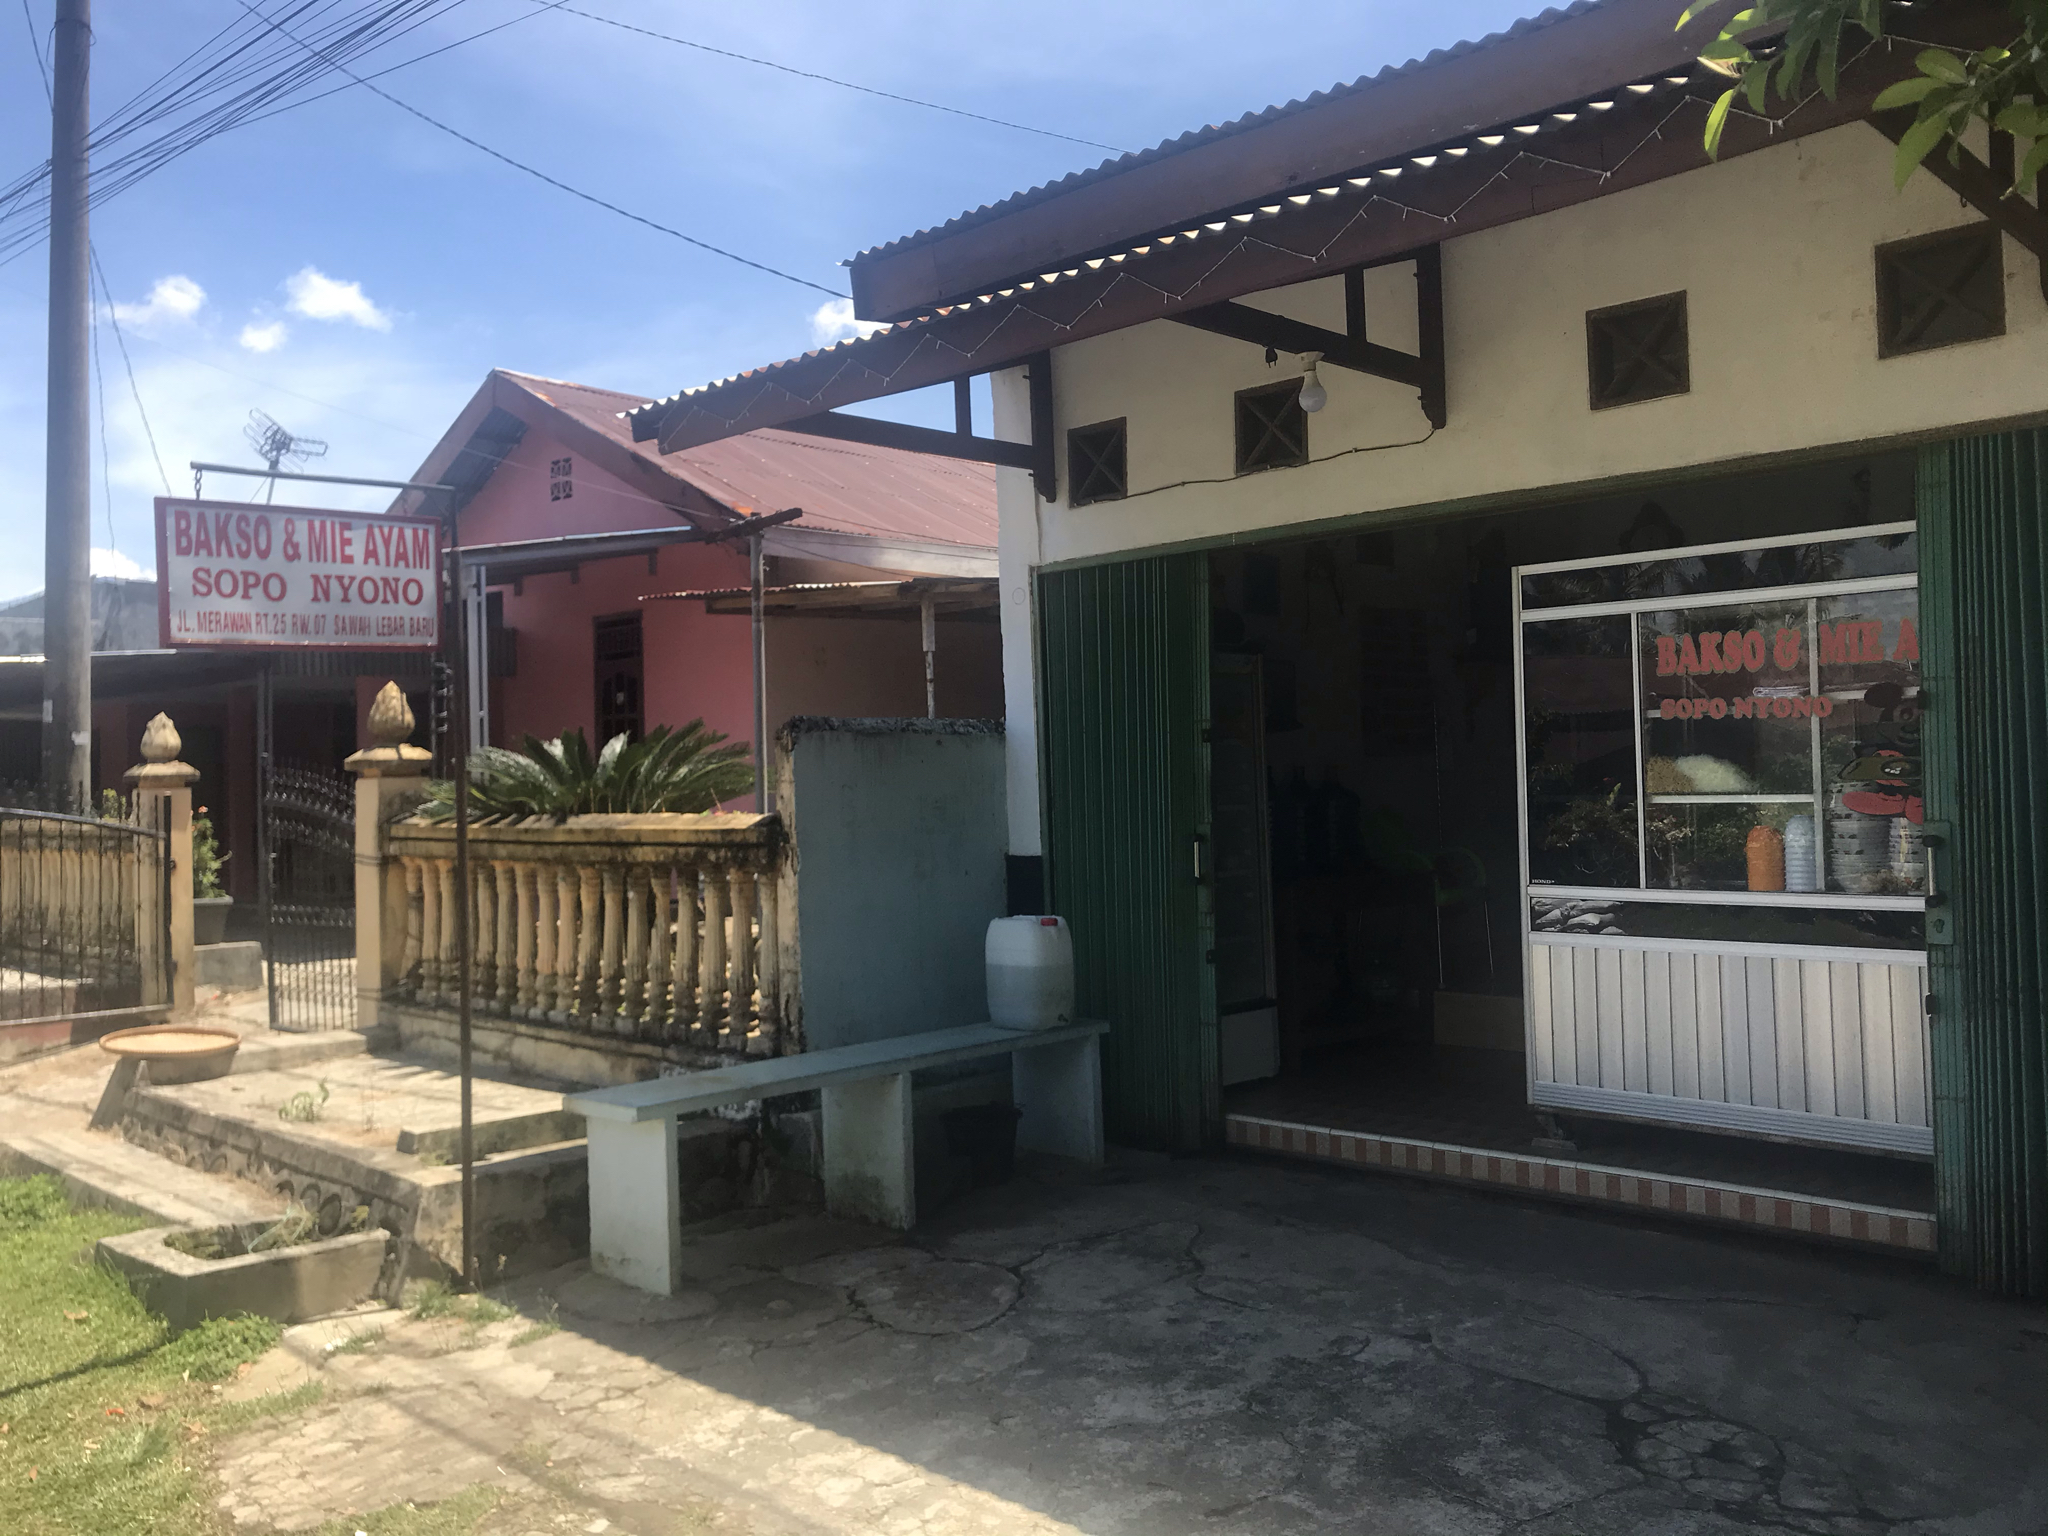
755,861 -> 780,1054
597,865 -> 626,1029
622,867 -> 649,1033
698,865 -> 727,1045
493,861 -> 518,1015
400,857 -> 425,999
646,867 -> 672,1035
725,867 -> 755,1051
418,857 -> 443,1003
473,859 -> 497,1005
550,865 -> 579,1024
514,863 -> 539,1017
670,865 -> 698,1040
532,864 -> 557,1019
575,865 -> 603,1023
434,859 -> 458,1008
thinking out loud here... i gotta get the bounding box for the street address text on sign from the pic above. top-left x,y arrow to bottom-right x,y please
154,497 -> 441,650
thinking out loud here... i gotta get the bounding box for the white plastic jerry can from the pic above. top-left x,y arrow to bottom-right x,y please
986,915 -> 1075,1030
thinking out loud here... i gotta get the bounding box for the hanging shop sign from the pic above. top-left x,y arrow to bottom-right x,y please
153,498 -> 441,650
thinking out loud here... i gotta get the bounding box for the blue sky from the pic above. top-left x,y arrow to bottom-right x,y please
0,0 -> 1538,600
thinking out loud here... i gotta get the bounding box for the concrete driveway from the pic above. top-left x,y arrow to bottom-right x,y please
215,1152 -> 2048,1535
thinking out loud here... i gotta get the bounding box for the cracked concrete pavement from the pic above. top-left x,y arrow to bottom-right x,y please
213,1153 -> 2047,1535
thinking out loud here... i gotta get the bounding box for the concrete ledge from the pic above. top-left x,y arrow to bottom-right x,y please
384,1001 -> 736,1089
98,1222 -> 388,1331
195,941 -> 264,992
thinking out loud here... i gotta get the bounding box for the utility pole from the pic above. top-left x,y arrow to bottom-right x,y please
42,0 -> 92,805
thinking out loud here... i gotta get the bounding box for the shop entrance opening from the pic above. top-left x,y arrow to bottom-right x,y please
1209,451 -> 1936,1229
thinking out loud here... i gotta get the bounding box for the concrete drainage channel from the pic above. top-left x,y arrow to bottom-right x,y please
98,1218 -> 389,1330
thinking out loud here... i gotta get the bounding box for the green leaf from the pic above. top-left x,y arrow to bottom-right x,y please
1873,77 -> 1944,111
1917,48 -> 1970,85
1703,87 -> 1736,157
1892,109 -> 1957,189
2019,133 -> 2048,196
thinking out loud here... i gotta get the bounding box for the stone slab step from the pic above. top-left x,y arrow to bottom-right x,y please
228,1026 -> 394,1078
396,1109 -> 586,1162
0,1125 -> 280,1227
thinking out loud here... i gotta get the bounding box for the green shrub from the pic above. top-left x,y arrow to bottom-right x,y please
418,723 -> 754,822
191,807 -> 228,898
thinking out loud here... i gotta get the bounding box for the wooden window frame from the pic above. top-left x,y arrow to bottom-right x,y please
1586,291 -> 1690,411
1234,382 -> 1309,475
1068,418 -> 1129,507
1875,222 -> 2006,359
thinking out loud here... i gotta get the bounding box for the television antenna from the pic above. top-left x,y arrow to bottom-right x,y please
242,410 -> 327,502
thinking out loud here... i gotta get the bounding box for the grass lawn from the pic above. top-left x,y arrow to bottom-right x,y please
0,1174 -> 300,1536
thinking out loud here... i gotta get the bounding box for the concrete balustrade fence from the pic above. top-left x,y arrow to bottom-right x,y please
382,815 -> 795,1058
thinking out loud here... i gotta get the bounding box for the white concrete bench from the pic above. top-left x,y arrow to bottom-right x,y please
563,1020 -> 1107,1294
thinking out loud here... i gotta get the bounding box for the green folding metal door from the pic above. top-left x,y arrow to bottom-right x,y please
1038,554 -> 1218,1152
1920,431 -> 2048,1299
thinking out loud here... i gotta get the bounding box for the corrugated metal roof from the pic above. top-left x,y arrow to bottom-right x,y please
495,372 -> 996,552
846,2 -> 1603,269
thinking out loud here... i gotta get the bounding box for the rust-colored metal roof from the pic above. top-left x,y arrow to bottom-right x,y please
500,372 -> 995,552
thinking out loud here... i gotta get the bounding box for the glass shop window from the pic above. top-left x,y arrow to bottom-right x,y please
1524,615 -> 1639,888
1521,536 -> 1922,900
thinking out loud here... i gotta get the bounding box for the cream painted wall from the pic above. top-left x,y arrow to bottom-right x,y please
995,120 -> 2046,854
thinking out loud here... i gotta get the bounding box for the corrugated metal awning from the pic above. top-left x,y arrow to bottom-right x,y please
644,577 -> 997,620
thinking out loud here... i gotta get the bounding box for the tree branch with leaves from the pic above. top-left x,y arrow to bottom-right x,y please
1683,2 -> 2048,191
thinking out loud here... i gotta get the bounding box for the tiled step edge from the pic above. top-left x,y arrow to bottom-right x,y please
1225,1112 -> 1936,1254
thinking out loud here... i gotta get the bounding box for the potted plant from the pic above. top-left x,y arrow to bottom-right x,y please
191,807 -> 232,945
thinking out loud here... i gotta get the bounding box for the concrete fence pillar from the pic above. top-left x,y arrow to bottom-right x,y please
345,681 -> 432,1031
125,712 -> 197,1019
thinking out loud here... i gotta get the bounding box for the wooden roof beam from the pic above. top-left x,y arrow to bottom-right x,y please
1171,247 -> 1446,428
1869,110 -> 2048,262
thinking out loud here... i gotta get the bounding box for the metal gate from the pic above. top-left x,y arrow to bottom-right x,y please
0,785 -> 172,1036
260,760 -> 356,1032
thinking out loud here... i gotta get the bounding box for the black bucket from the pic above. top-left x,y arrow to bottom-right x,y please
941,1103 -> 1024,1187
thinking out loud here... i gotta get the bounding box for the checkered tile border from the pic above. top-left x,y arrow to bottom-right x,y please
1225,1113 -> 1936,1254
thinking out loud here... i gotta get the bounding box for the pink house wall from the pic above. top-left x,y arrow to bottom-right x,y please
459,425 -> 757,755
459,422 -> 1003,780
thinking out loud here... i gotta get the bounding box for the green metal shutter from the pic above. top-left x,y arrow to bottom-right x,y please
1920,432 -> 2048,1299
1038,554 -> 1217,1152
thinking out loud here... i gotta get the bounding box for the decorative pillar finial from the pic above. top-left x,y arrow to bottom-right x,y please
367,682 -> 415,747
140,713 -> 181,764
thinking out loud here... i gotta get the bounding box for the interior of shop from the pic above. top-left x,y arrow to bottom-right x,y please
1209,448 -> 1935,1208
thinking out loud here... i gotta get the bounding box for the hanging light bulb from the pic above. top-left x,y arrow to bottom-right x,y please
1297,352 -> 1327,413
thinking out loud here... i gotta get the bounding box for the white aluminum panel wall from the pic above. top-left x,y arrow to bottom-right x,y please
1527,938 -> 1930,1153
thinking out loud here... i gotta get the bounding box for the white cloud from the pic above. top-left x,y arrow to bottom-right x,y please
810,297 -> 883,347
90,547 -> 154,580
108,275 -> 206,328
239,320 -> 289,353
284,267 -> 392,332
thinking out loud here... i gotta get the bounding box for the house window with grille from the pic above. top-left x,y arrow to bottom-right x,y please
1234,382 -> 1308,474
593,613 -> 643,744
549,455 -> 574,502
1586,292 -> 1689,409
1876,223 -> 2005,358
1068,419 -> 1128,506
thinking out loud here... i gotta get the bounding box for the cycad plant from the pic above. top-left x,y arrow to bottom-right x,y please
419,722 -> 754,821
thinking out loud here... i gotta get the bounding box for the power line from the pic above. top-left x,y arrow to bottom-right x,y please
116,331 -> 429,438
548,3 -> 1131,155
88,261 -> 115,552
92,251 -> 174,497
230,0 -> 849,298
0,1 -> 490,266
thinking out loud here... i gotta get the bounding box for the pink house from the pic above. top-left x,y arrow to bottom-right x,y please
393,371 -> 1001,777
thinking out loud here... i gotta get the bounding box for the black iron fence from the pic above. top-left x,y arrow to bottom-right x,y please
0,786 -> 172,1029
